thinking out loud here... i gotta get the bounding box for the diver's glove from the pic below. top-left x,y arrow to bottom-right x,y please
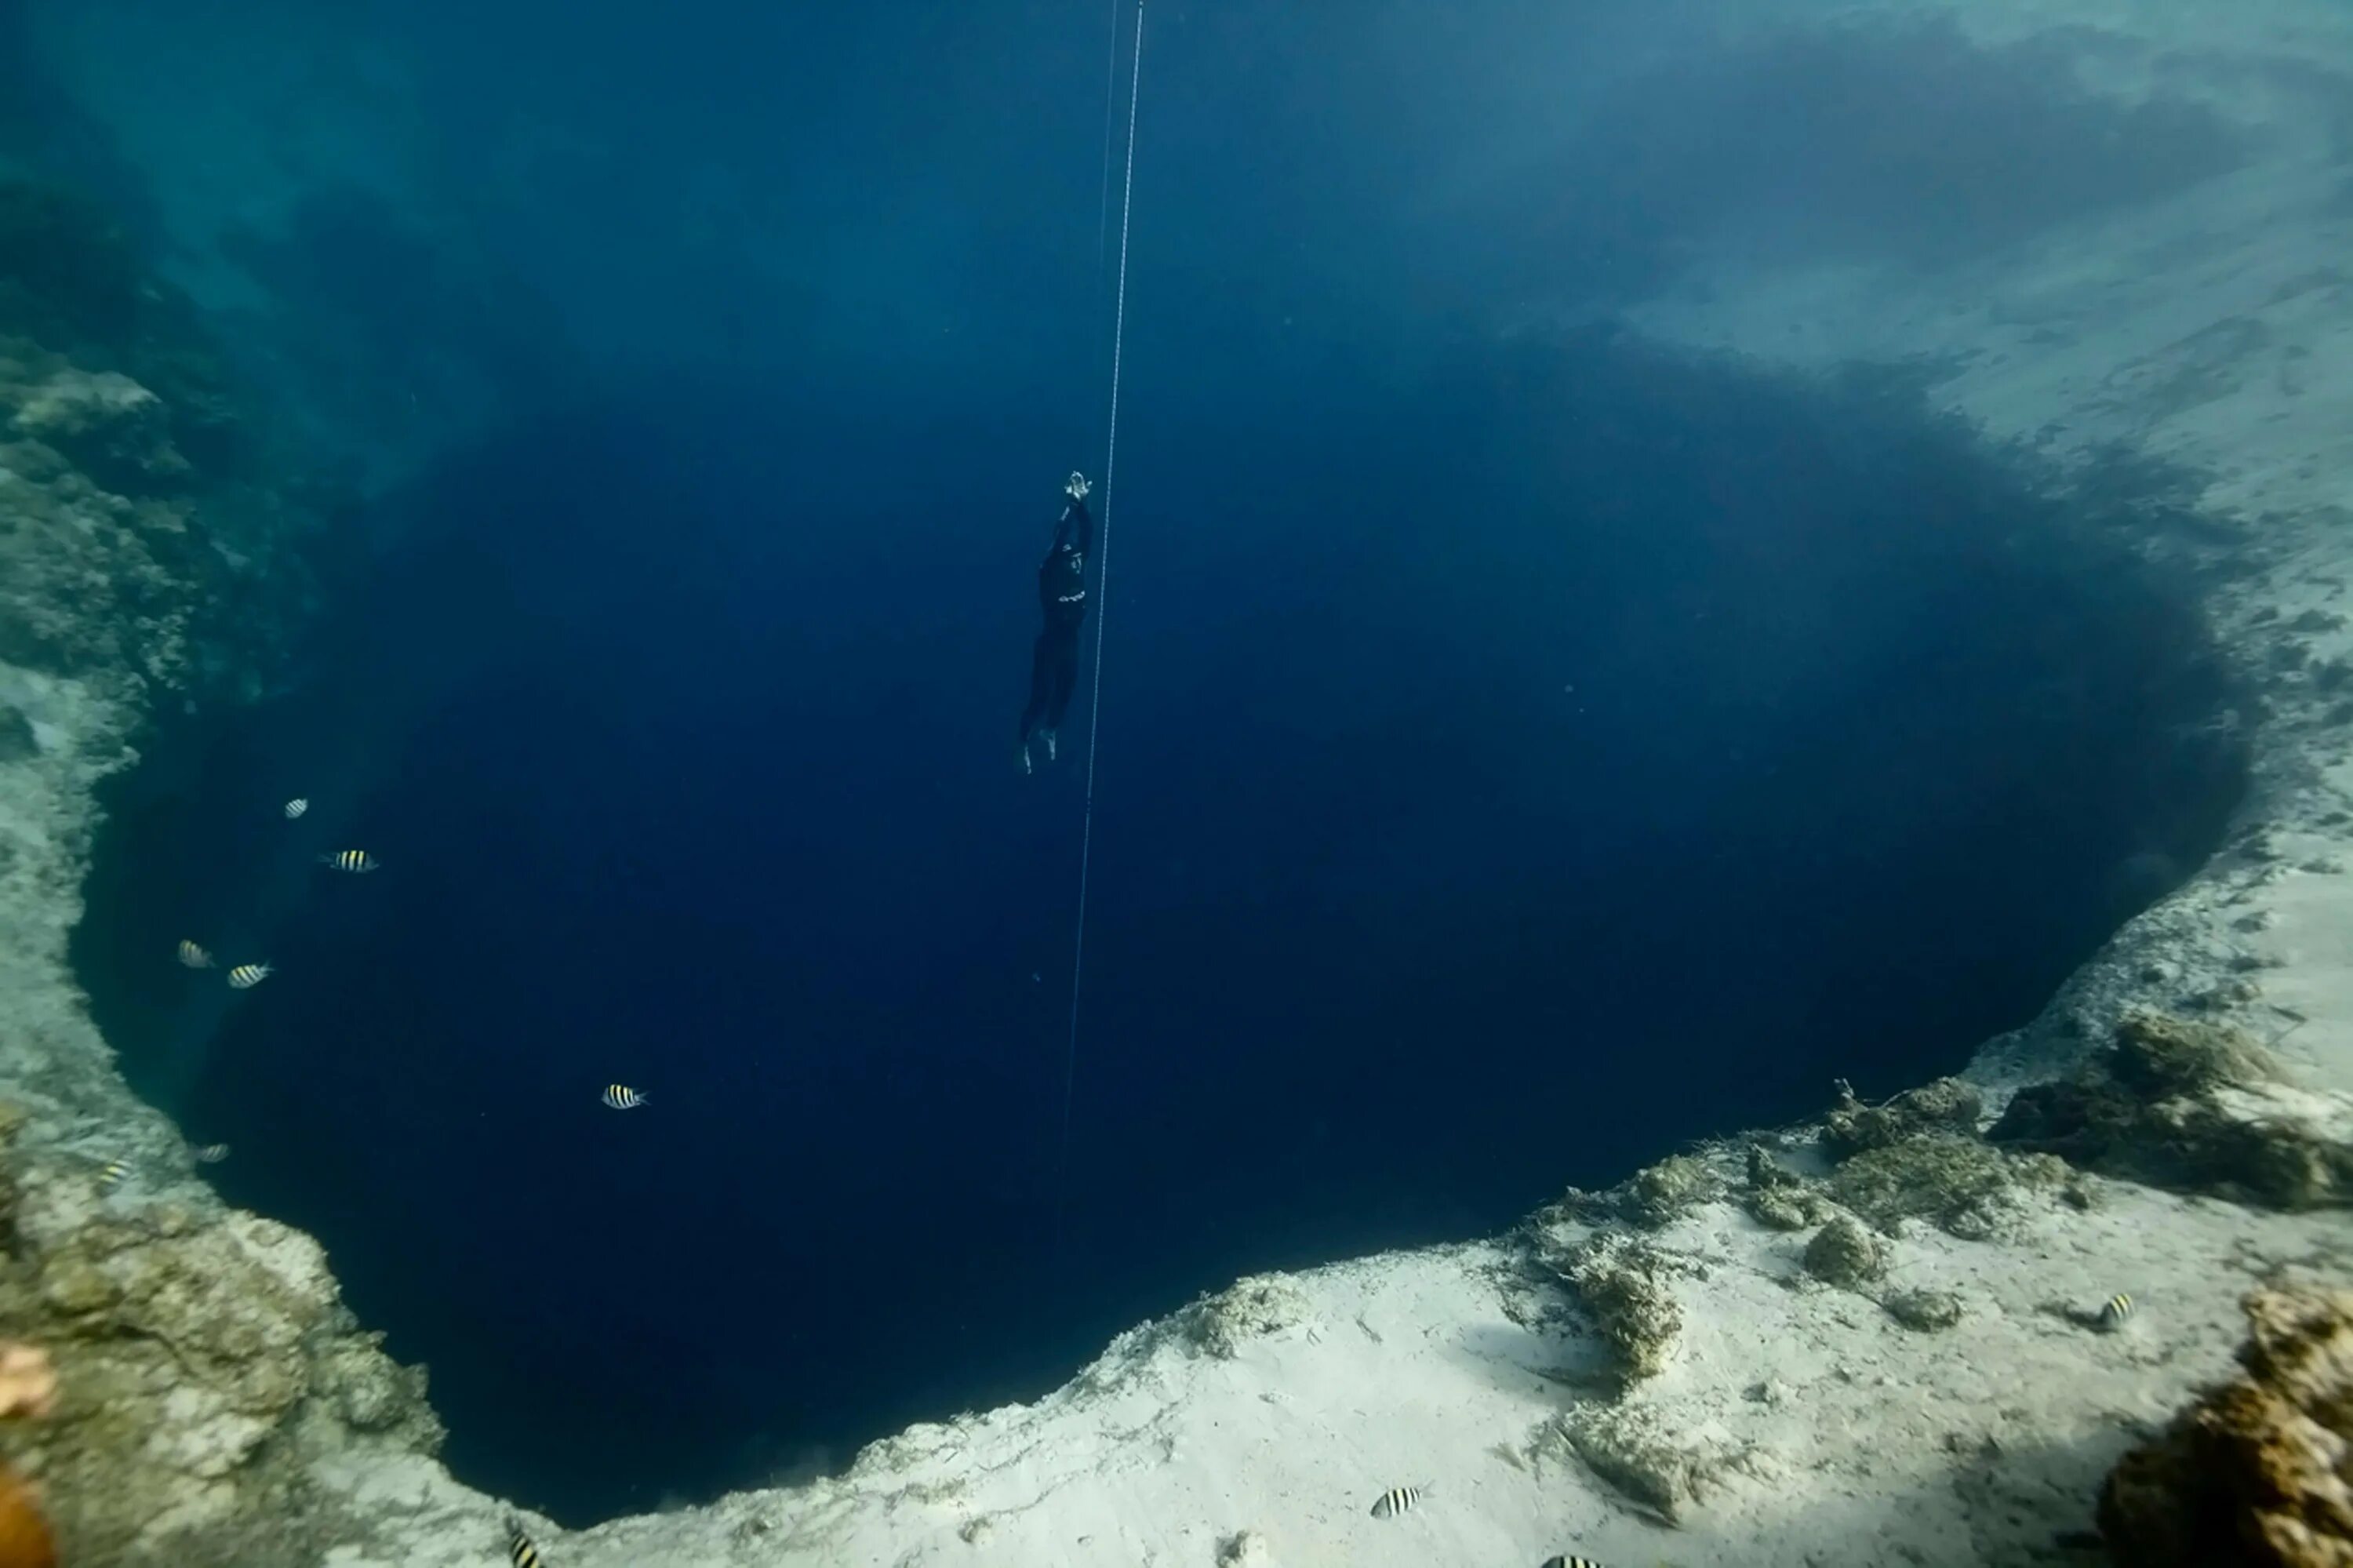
1066,471 -> 1091,501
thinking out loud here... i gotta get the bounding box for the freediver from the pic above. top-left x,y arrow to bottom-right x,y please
1018,471 -> 1093,775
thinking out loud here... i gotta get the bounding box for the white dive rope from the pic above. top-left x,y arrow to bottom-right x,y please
1056,0 -> 1144,1248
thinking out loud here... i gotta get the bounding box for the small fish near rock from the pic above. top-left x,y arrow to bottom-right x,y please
506,1518 -> 544,1567
192,1143 -> 231,1165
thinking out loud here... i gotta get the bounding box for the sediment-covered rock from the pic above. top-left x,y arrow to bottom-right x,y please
2097,1282 -> 2353,1566
1824,1077 -> 1986,1157
1991,1010 -> 2353,1209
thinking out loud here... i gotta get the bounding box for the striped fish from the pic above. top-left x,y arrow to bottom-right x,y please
193,1143 -> 231,1165
601,1085 -> 648,1111
227,962 -> 273,990
506,1519 -> 544,1568
284,797 -> 309,820
319,849 -> 379,873
176,940 -> 214,969
1541,1557 -> 1609,1568
2098,1293 -> 2134,1332
96,1159 -> 129,1194
1368,1484 -> 1422,1519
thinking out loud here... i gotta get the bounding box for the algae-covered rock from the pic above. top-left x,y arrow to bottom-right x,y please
1990,1010 -> 2353,1209
1883,1288 -> 1964,1331
2111,1010 -> 2280,1097
1623,1153 -> 1722,1228
1558,1234 -> 1683,1385
1802,1216 -> 1886,1289
1824,1076 -> 1984,1156
1743,1143 -> 1831,1231
1828,1133 -> 2068,1236
1180,1272 -> 1310,1359
2097,1282 -> 2353,1565
1748,1186 -> 1827,1231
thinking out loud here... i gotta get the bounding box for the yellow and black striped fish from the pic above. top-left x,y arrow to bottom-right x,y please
506,1518 -> 544,1568
2098,1292 -> 2134,1332
1369,1484 -> 1422,1519
227,962 -> 273,989
283,797 -> 309,820
193,1143 -> 231,1165
96,1159 -> 129,1194
176,940 -> 214,969
600,1085 -> 648,1110
319,849 -> 379,874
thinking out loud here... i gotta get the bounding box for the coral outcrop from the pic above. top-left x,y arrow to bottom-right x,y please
1991,1010 -> 2353,1210
0,173 -> 452,1565
1551,1233 -> 1685,1387
2097,1282 -> 2353,1566
1802,1215 -> 1887,1290
0,1106 -> 445,1563
1824,1076 -> 1985,1156
0,177 -> 318,694
1177,1272 -> 1311,1360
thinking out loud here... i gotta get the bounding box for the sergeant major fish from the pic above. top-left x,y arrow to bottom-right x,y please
506,1518 -> 544,1568
601,1085 -> 649,1110
319,849 -> 379,873
1369,1484 -> 1424,1519
227,962 -> 273,989
283,797 -> 309,820
176,940 -> 214,969
193,1143 -> 231,1165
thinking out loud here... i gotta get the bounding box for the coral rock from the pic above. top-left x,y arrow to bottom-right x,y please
1991,1010 -> 2353,1210
1824,1076 -> 1985,1156
1802,1217 -> 1887,1290
1561,1234 -> 1684,1385
1623,1154 -> 1722,1228
8,369 -> 188,493
1882,1288 -> 1964,1331
1182,1273 -> 1310,1360
2098,1283 -> 2353,1566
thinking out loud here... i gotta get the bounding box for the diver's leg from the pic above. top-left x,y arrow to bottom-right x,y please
1018,631 -> 1055,772
1042,624 -> 1081,759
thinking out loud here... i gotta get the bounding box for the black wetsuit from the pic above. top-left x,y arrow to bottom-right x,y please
1020,494 -> 1093,753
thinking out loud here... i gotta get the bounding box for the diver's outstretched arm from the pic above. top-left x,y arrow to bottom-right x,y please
1054,472 -> 1093,554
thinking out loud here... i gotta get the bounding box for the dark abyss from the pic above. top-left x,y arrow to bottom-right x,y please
75,326 -> 2246,1519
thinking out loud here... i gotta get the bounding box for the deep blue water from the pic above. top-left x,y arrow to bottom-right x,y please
77,329 -> 2244,1520
26,0 -> 2256,1528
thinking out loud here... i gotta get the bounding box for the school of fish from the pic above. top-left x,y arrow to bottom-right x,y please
160,795 -> 649,1217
